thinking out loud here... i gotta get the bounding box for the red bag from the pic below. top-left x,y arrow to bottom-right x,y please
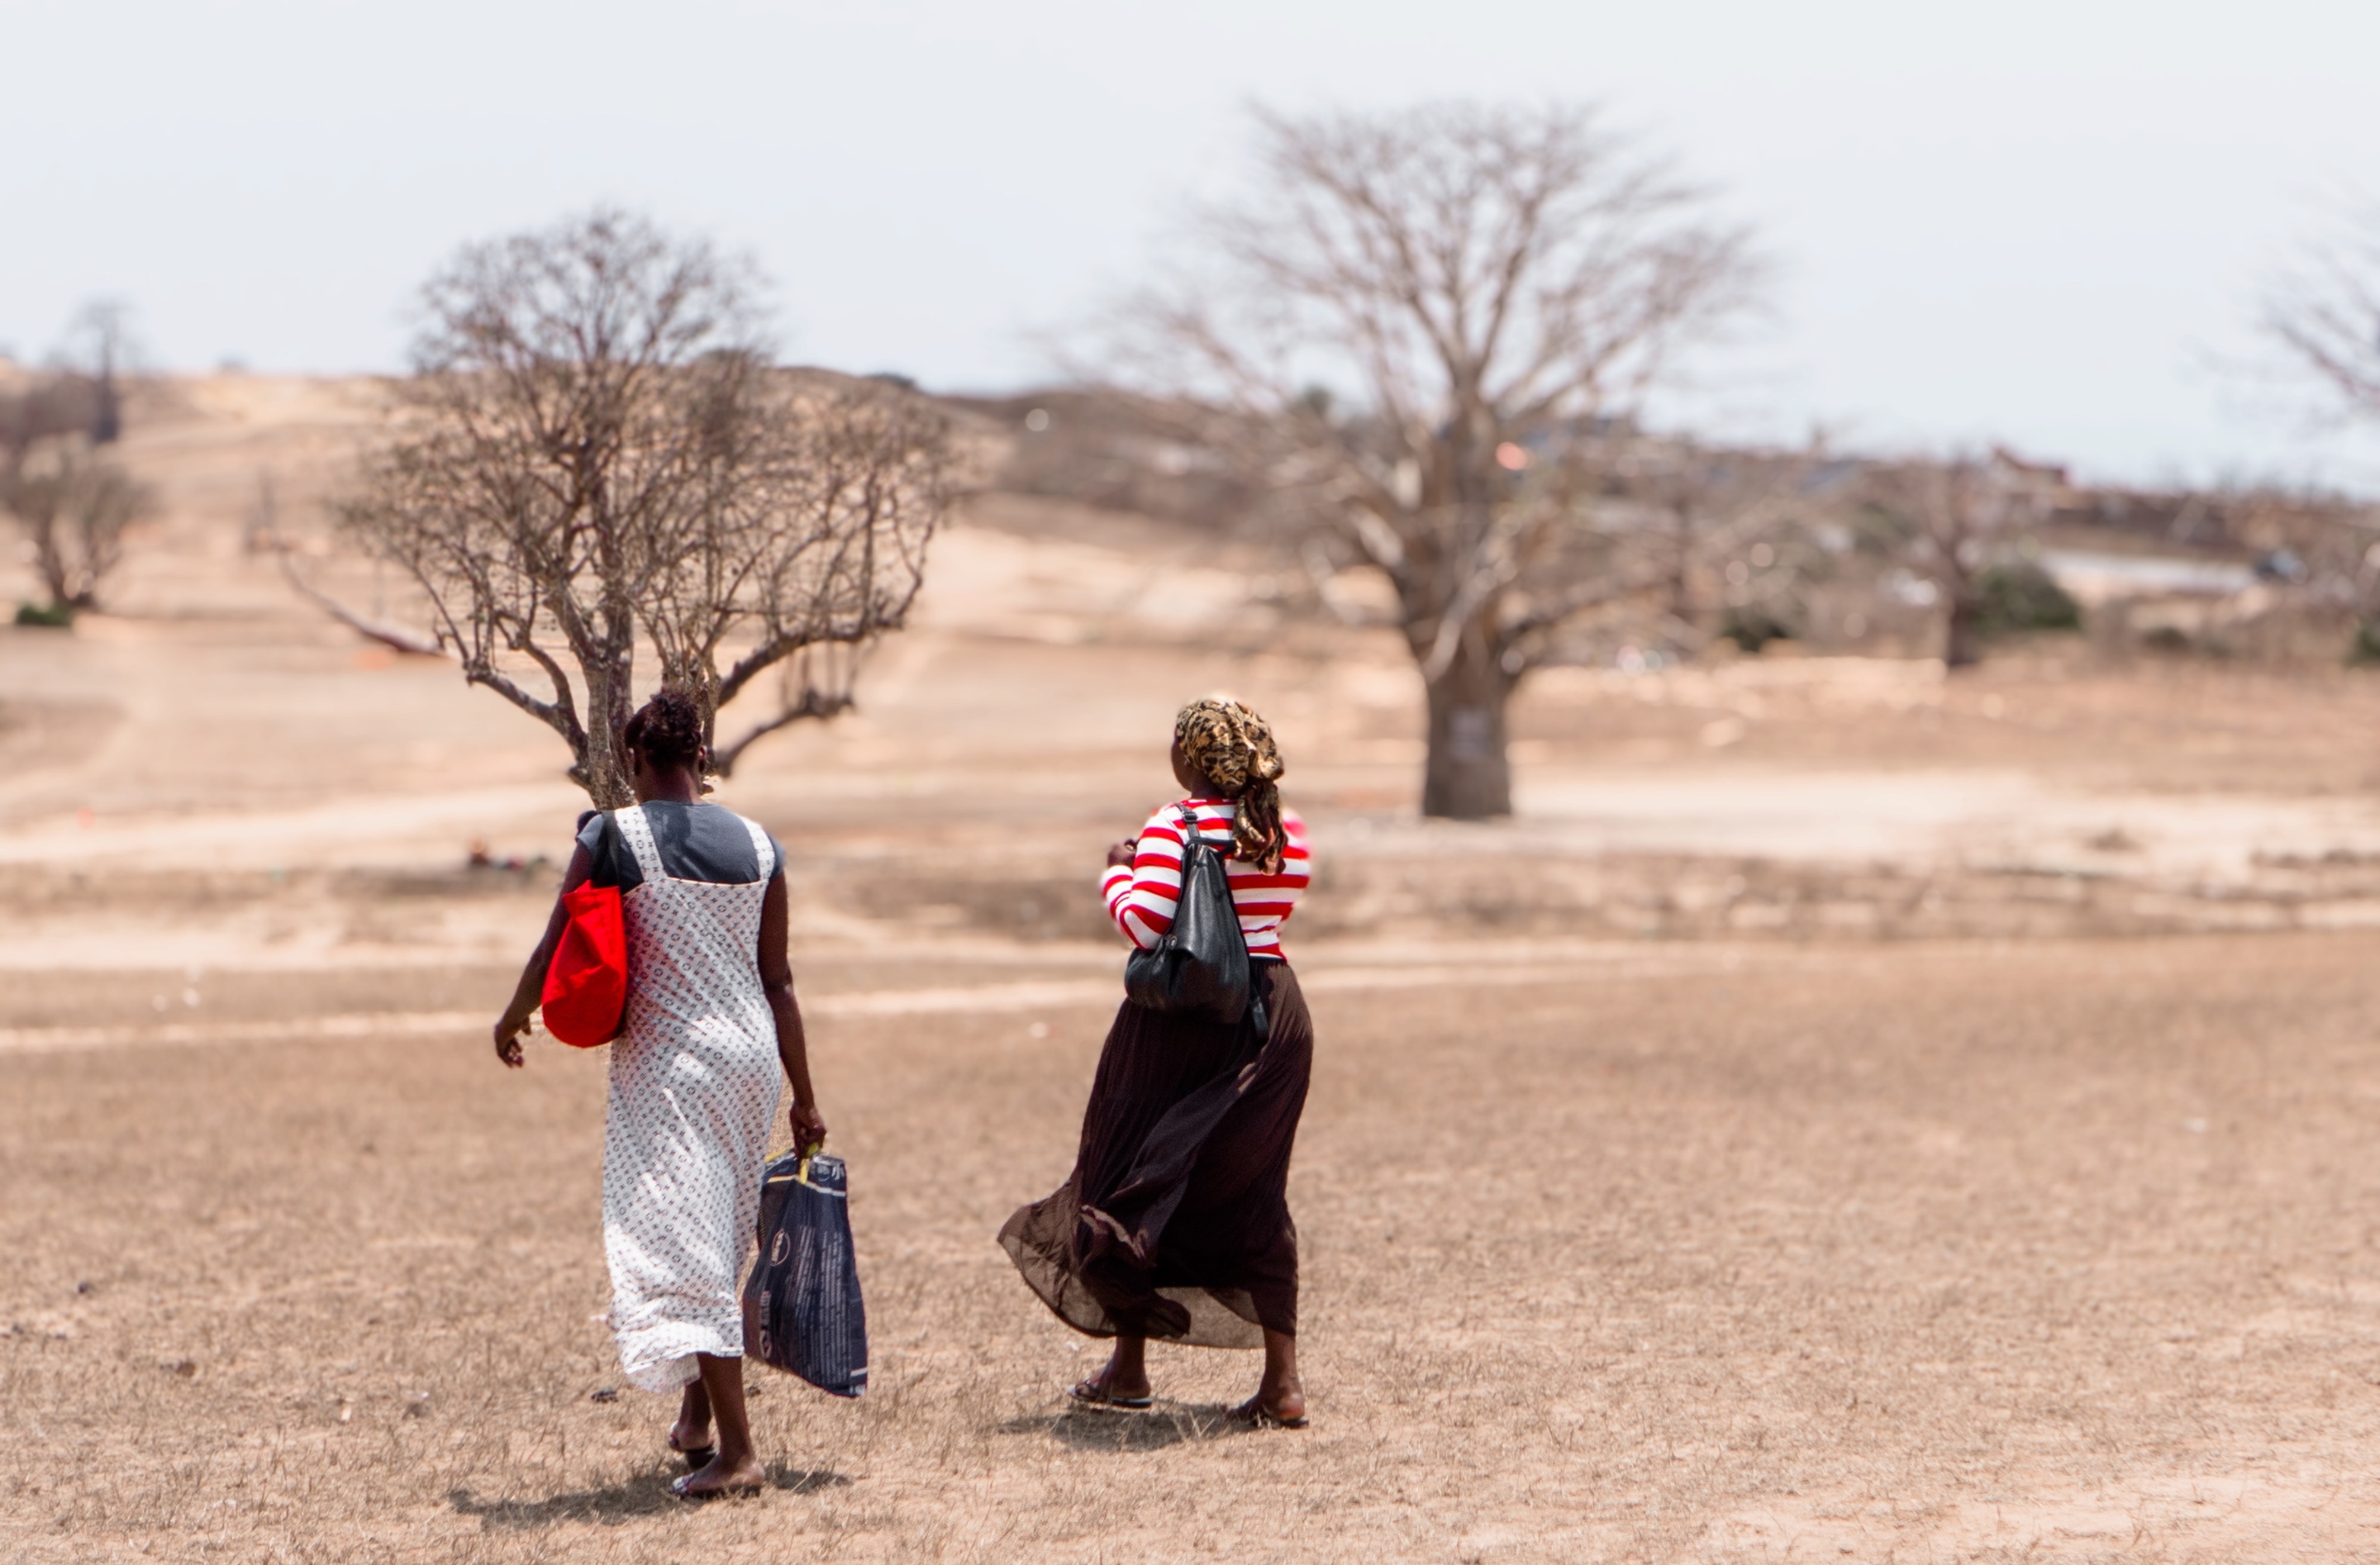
541,878 -> 627,1048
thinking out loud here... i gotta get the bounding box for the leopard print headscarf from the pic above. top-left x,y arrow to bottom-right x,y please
1174,697 -> 1288,873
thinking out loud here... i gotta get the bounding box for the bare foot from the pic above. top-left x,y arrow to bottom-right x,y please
671,1452 -> 765,1499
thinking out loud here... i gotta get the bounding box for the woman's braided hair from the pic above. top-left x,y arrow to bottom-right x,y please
622,689 -> 708,773
1174,697 -> 1287,873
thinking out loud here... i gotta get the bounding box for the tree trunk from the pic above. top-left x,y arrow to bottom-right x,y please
1944,593 -> 1984,669
1421,639 -> 1514,819
32,526 -> 70,609
580,654 -> 638,807
92,376 -> 121,446
1668,502 -> 1697,622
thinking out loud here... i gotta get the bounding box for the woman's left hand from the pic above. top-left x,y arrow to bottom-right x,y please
1105,838 -> 1138,868
790,1100 -> 828,1154
493,1011 -> 531,1068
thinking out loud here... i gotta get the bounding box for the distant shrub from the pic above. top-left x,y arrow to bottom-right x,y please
1720,607 -> 1793,652
13,600 -> 74,628
1977,560 -> 2081,635
2350,616 -> 2380,666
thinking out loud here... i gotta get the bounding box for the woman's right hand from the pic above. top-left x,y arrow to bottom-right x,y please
790,1100 -> 828,1154
1105,837 -> 1138,868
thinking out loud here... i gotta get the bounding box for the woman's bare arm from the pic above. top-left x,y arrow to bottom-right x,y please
759,874 -> 828,1150
493,841 -> 594,1068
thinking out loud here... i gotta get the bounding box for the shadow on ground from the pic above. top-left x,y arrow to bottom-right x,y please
448,1464 -> 849,1529
1001,1401 -> 1259,1452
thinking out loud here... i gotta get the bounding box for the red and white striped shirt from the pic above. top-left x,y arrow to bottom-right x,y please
1102,798 -> 1311,960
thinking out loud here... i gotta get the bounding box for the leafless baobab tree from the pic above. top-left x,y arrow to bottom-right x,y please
1121,102 -> 1759,817
1,350 -> 155,617
1863,456 -> 2042,668
341,210 -> 949,807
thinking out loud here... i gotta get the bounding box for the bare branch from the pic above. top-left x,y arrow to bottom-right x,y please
712,688 -> 856,776
2266,204 -> 2380,421
275,548 -> 445,657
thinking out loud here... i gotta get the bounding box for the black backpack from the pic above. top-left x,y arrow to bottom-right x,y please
1123,805 -> 1264,1032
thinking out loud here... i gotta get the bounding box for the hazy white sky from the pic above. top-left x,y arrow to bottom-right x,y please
8,0 -> 2380,489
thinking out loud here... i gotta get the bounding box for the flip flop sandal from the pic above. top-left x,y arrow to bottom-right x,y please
668,1434 -> 716,1471
1230,1395 -> 1309,1430
668,1472 -> 759,1502
1068,1376 -> 1154,1410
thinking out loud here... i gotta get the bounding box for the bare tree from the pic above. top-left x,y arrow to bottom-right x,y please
1610,435 -> 1824,651
341,210 -> 948,807
2,311 -> 155,616
1120,102 -> 1758,817
1863,456 -> 2043,668
2,441 -> 157,611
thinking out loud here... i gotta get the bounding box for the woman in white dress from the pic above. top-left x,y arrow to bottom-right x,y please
493,690 -> 827,1500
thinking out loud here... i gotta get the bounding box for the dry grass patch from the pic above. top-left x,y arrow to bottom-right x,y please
8,938 -> 2380,1560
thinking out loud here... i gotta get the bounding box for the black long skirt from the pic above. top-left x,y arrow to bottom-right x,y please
999,962 -> 1312,1348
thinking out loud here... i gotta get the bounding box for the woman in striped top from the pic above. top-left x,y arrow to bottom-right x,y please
1101,797 -> 1311,961
1001,697 -> 1318,1429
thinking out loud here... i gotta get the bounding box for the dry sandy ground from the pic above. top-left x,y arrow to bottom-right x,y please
12,377 -> 2380,1560
12,939 -> 2380,1563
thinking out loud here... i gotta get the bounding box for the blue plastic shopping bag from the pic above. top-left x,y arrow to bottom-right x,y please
742,1151 -> 869,1397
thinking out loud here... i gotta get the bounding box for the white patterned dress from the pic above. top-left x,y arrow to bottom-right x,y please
602,802 -> 783,1392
